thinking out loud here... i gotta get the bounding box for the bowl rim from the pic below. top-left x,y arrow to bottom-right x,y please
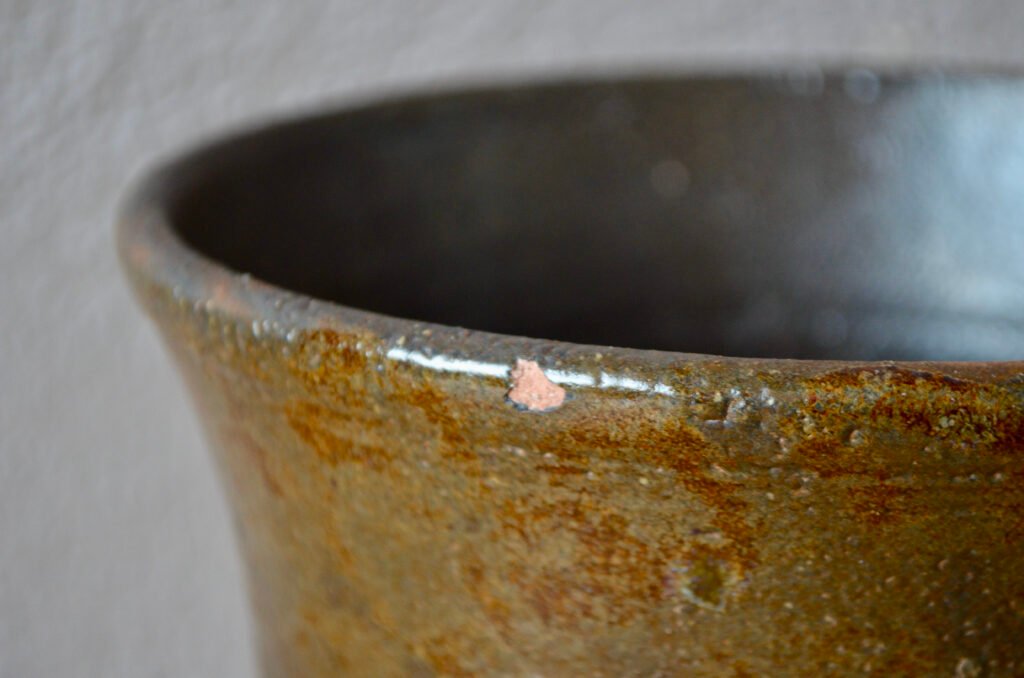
117,67 -> 1024,393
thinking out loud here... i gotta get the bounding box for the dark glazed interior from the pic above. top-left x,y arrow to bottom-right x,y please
169,74 -> 1024,360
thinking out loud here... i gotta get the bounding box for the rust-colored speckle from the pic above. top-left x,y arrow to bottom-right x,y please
289,328 -> 374,403
422,641 -> 475,678
847,483 -> 921,526
498,498 -> 672,626
461,555 -> 512,634
538,414 -> 758,569
794,366 -> 1024,450
731,660 -> 755,678
285,401 -> 393,469
393,383 -> 477,465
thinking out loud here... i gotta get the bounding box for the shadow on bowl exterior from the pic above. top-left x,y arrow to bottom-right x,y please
119,72 -> 1024,676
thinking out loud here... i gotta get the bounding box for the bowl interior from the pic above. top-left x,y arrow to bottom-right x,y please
167,74 -> 1024,360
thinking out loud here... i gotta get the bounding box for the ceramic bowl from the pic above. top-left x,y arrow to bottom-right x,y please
119,72 -> 1024,676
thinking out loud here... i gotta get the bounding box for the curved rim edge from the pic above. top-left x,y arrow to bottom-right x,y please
116,67 -> 1024,381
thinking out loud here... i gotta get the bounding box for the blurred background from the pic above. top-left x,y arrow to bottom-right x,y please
3,2 -> 1024,676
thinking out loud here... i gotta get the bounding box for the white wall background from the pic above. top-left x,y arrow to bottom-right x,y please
3,2 -> 1023,676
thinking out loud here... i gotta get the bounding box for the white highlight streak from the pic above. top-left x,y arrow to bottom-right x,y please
385,347 -> 678,398
600,372 -> 650,392
653,382 -> 676,396
546,369 -> 596,386
385,347 -> 509,378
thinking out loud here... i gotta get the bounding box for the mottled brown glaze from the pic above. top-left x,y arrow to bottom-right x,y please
120,74 -> 1024,677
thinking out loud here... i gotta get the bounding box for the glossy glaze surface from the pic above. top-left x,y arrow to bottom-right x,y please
120,74 -> 1024,676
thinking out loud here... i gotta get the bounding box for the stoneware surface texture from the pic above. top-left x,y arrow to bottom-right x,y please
120,75 -> 1024,677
